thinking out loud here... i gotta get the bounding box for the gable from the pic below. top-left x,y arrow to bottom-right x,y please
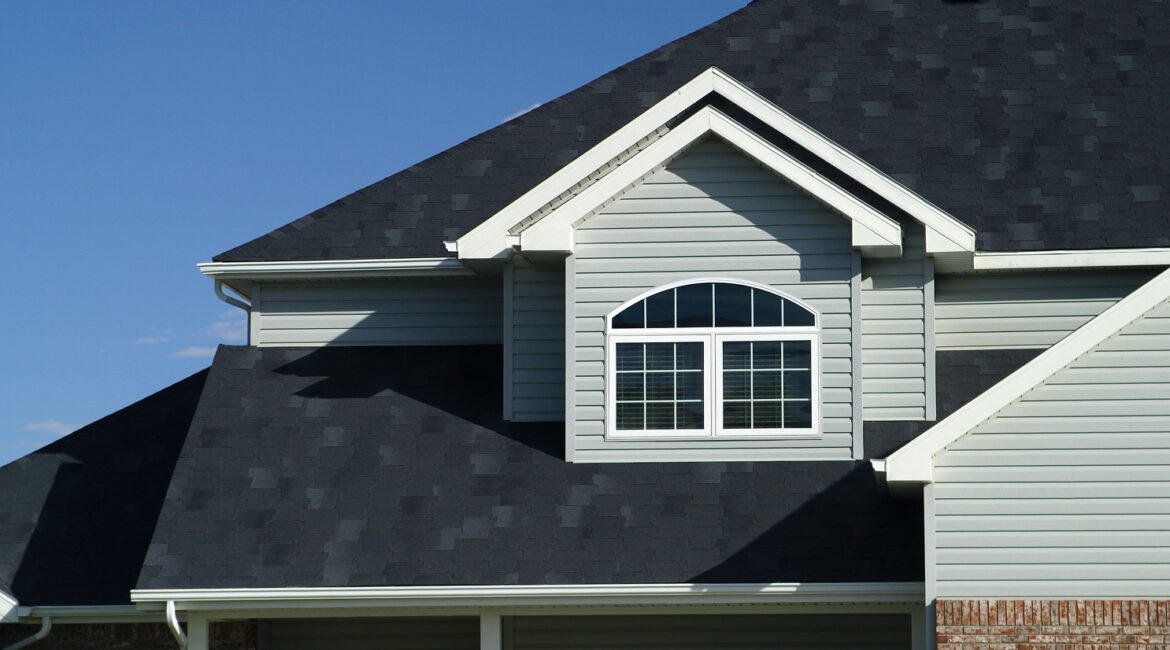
885,266 -> 1170,483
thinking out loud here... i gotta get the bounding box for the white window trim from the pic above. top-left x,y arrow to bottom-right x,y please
713,332 -> 820,439
606,333 -> 711,440
603,279 -> 822,442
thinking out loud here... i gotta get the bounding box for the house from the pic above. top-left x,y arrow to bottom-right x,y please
4,1 -> 1170,648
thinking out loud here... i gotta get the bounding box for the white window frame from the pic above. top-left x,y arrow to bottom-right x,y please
606,333 -> 711,439
603,279 -> 822,441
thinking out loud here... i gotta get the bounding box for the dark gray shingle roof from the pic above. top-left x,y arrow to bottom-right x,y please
0,370 -> 208,605
138,344 -> 922,590
216,0 -> 1170,262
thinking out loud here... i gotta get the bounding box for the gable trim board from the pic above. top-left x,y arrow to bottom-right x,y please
884,265 -> 1170,484
520,106 -> 902,257
455,67 -> 974,261
131,583 -> 925,612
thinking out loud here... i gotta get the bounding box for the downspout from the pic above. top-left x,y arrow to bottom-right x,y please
214,280 -> 250,312
166,600 -> 186,649
1,616 -> 51,650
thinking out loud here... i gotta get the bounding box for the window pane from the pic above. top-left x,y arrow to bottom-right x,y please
612,301 -> 644,329
783,340 -> 812,369
723,341 -> 751,369
723,401 -> 750,429
646,402 -> 675,430
783,371 -> 811,400
783,299 -> 815,327
645,373 -> 674,400
676,283 -> 713,327
616,372 -> 644,401
616,402 -> 644,430
616,342 -> 644,371
753,401 -> 783,429
723,371 -> 750,400
677,402 -> 703,430
753,370 -> 781,399
675,342 -> 704,370
715,283 -> 751,327
646,290 -> 675,328
784,401 -> 812,428
677,371 -> 703,401
645,343 -> 675,370
753,289 -> 783,326
753,341 -> 783,369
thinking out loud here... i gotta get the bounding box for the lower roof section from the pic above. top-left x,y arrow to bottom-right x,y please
138,344 -> 922,591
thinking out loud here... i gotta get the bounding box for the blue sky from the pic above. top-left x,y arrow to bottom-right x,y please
0,1 -> 744,465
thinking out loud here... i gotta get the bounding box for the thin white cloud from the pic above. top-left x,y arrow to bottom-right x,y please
170,346 -> 217,359
500,102 -> 541,124
204,310 -> 246,342
24,420 -> 78,438
135,327 -> 174,345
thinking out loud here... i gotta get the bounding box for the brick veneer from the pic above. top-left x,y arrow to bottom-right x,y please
937,599 -> 1170,649
0,621 -> 257,649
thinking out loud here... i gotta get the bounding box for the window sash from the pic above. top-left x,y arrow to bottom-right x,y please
714,334 -> 817,436
606,334 -> 711,438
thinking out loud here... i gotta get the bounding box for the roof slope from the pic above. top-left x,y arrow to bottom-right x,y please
0,370 -> 208,606
138,345 -> 921,590
217,0 -> 1170,262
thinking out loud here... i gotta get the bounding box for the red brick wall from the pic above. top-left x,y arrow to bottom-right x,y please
0,620 -> 257,650
937,599 -> 1170,649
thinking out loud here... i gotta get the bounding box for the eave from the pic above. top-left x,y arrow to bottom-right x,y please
197,257 -> 473,282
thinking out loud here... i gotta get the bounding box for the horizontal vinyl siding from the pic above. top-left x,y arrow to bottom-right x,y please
934,296 -> 1170,598
934,269 -> 1155,350
510,614 -> 910,650
265,618 -> 477,650
861,224 -> 928,420
571,138 -> 855,462
253,278 -> 502,347
511,258 -> 565,421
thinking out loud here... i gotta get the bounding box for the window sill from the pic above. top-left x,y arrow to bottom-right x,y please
605,430 -> 822,442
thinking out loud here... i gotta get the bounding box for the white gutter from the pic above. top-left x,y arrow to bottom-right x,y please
166,601 -> 186,649
133,582 -> 924,611
13,605 -> 157,624
1,617 -> 50,650
973,247 -> 1170,270
197,257 -> 473,281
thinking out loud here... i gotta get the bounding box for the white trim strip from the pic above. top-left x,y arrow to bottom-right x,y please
973,248 -> 1170,270
132,582 -> 925,610
0,590 -> 16,624
884,265 -> 1170,483
520,106 -> 902,254
198,257 -> 472,280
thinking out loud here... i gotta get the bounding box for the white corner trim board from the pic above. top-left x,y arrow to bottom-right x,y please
197,257 -> 473,281
455,66 -> 975,260
884,265 -> 1170,484
519,105 -> 903,256
0,590 -> 16,623
973,247 -> 1170,270
131,582 -> 925,611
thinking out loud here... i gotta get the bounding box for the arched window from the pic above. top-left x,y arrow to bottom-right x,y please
606,280 -> 819,438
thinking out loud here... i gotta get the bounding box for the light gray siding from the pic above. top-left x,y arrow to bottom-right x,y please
510,614 -> 910,650
935,269 -> 1155,350
264,618 -> 477,650
933,295 -> 1170,598
571,137 -> 856,462
509,257 -> 565,421
861,224 -> 930,420
251,278 -> 502,347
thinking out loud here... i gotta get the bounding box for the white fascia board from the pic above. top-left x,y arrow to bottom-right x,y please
885,265 -> 1170,484
197,257 -> 473,281
132,582 -> 924,611
455,70 -> 717,260
458,66 -> 964,260
521,106 -> 902,255
708,68 -> 975,254
14,605 -> 160,624
973,247 -> 1170,270
0,590 -> 16,623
